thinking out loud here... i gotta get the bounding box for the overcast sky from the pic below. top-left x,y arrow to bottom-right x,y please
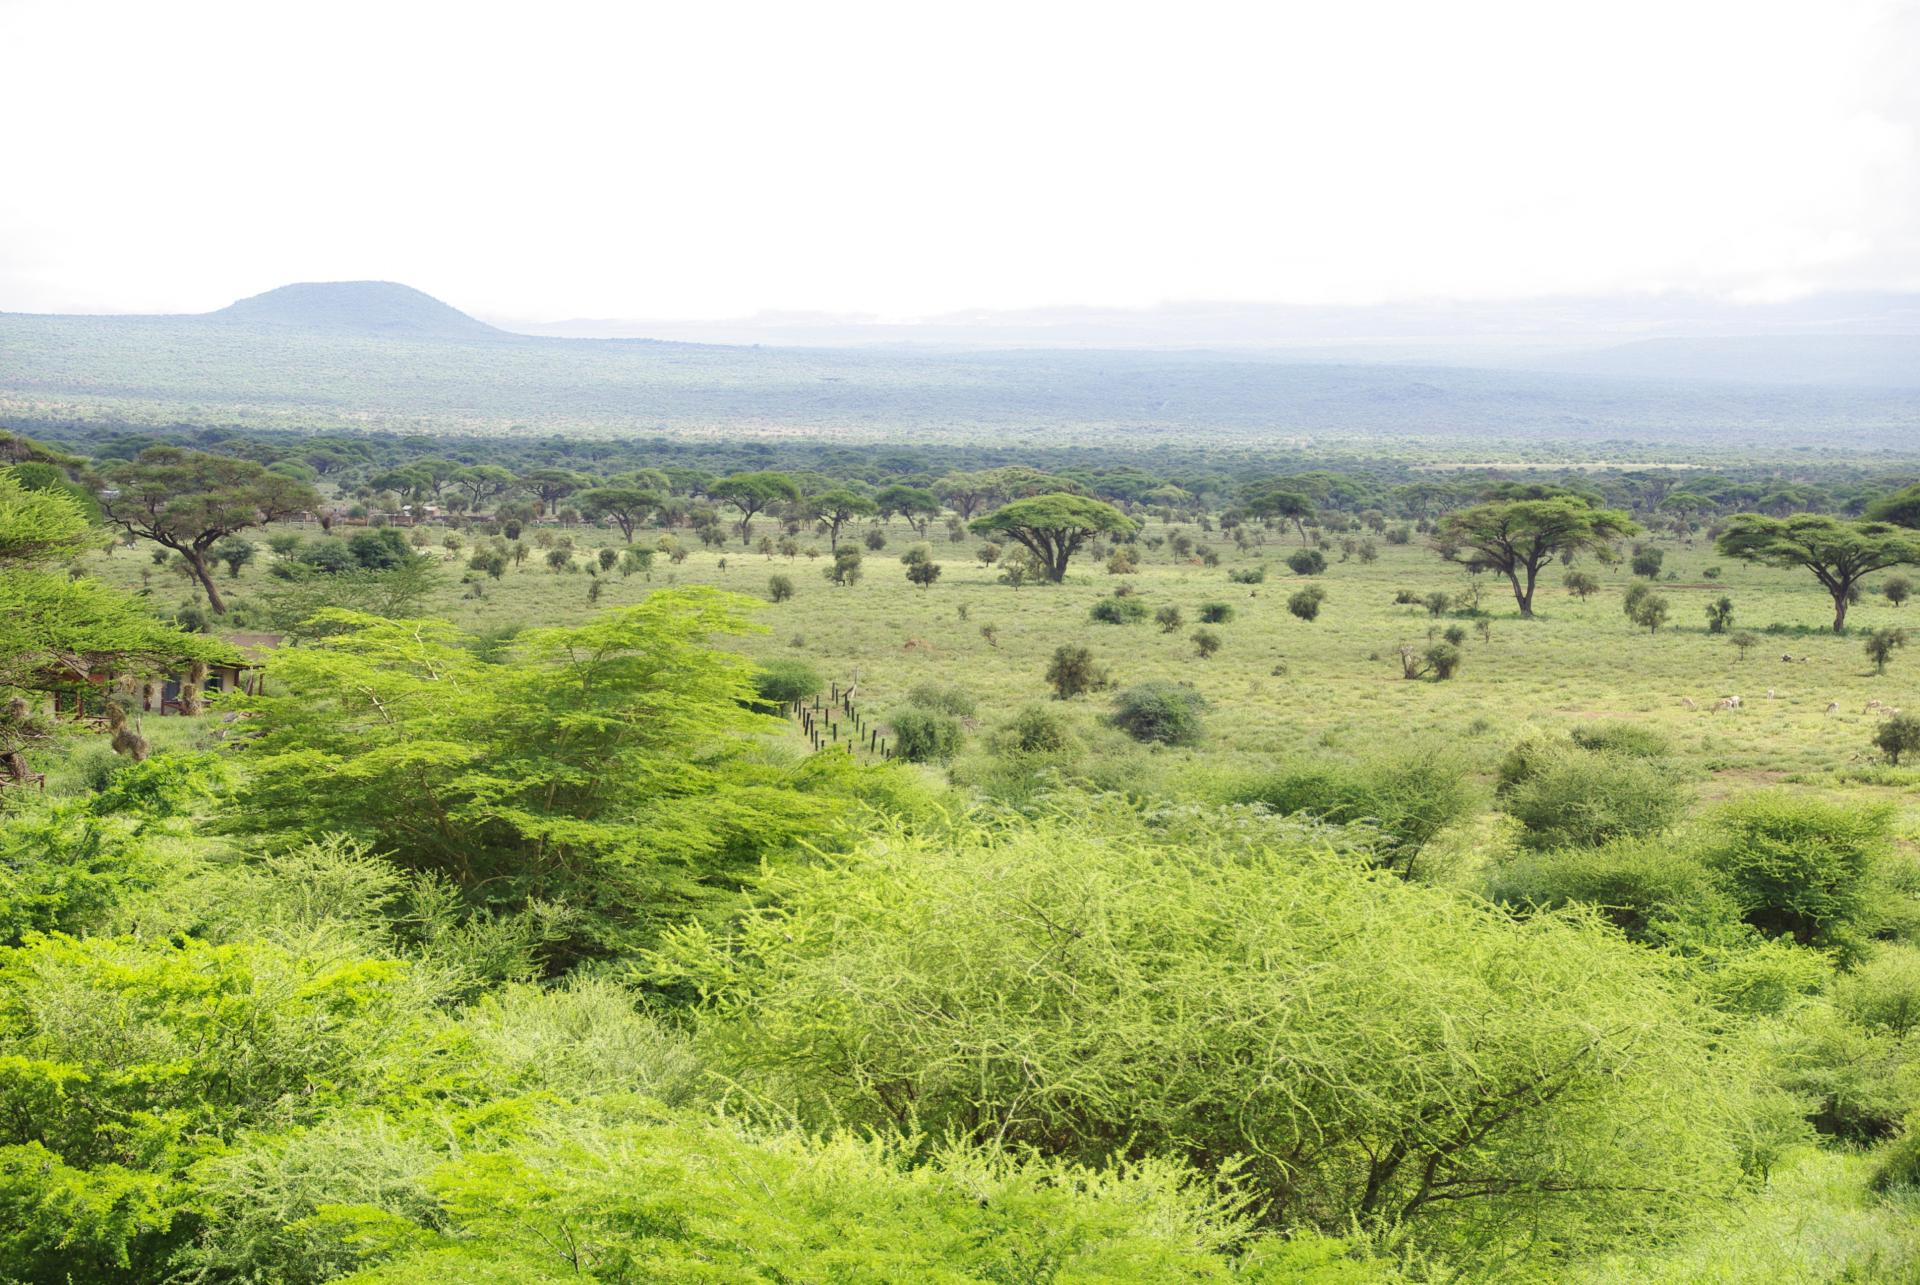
2,0 -> 1915,321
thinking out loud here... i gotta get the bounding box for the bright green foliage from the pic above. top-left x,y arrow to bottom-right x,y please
1698,791 -> 1891,947
655,801 -> 1763,1272
330,1117 -> 1383,1285
751,659 -> 821,708
970,493 -> 1137,582
1498,733 -> 1688,850
1484,837 -> 1726,944
0,930 -> 469,1279
1222,748 -> 1477,878
226,590 -> 859,959
0,756 -> 212,943
1717,514 -> 1920,633
0,470 -> 97,567
1436,499 -> 1639,616
0,473 -> 221,700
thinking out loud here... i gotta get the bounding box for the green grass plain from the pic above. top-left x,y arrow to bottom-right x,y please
87,513 -> 1920,797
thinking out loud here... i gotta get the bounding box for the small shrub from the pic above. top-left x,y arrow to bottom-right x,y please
1629,592 -> 1670,634
1502,745 -> 1687,850
1198,602 -> 1234,624
1089,595 -> 1150,625
1423,642 -> 1460,679
1865,627 -> 1908,675
1286,548 -> 1326,576
890,708 -> 965,763
1109,681 -> 1207,746
1154,605 -> 1183,632
1191,628 -> 1221,659
1698,790 -> 1891,946
1045,645 -> 1108,700
1877,713 -> 1920,765
753,660 -> 823,708
1484,838 -> 1725,945
991,705 -> 1078,756
1288,586 -> 1327,622
768,574 -> 795,602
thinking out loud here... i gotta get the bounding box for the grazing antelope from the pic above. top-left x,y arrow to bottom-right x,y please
1826,701 -> 1840,716
1680,697 -> 1697,710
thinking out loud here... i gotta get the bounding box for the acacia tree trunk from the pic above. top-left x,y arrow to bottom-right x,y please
1831,587 -> 1850,633
1508,565 -> 1537,618
184,548 -> 227,614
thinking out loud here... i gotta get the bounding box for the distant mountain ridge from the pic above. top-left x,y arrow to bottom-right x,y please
1,281 -> 1915,450
208,281 -> 507,340
1518,334 -> 1920,388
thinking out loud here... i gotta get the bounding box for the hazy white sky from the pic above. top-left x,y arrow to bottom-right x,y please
1,0 -> 1915,320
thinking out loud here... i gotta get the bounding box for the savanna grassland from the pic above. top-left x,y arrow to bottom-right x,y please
11,416 -> 1920,1285
84,509 -> 1920,785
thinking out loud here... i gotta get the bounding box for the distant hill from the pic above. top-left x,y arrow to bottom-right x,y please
1,282 -> 1916,453
1517,335 -> 1920,389
208,281 -> 507,341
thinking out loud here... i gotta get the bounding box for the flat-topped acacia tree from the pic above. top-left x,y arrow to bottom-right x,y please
1718,513 -> 1920,633
577,486 -> 660,543
1243,483 -> 1317,542
970,493 -> 1135,582
808,488 -> 877,551
712,471 -> 801,543
99,447 -> 319,614
1434,497 -> 1638,618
